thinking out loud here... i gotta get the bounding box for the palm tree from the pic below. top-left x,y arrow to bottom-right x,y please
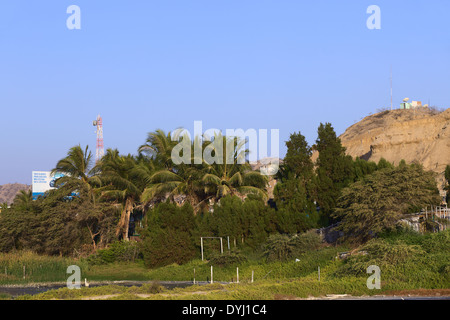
98,149 -> 153,240
202,134 -> 268,202
140,131 -> 268,209
139,129 -> 201,207
138,129 -> 178,170
51,145 -> 101,202
12,189 -> 33,210
0,202 -> 8,214
141,165 -> 206,209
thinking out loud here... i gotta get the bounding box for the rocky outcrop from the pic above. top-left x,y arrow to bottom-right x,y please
339,108 -> 450,190
0,183 -> 31,205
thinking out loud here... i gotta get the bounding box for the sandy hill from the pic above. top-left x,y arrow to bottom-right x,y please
339,107 -> 450,190
0,183 -> 31,205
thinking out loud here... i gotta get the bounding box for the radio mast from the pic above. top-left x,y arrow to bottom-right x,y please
93,115 -> 104,162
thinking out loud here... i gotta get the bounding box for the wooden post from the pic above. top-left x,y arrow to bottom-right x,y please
220,237 -> 223,254
318,266 -> 320,282
227,236 -> 230,250
236,267 -> 239,283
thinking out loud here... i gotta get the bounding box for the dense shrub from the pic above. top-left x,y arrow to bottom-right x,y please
140,202 -> 197,268
0,199 -> 118,256
264,231 -> 322,262
88,240 -> 141,265
204,196 -> 277,250
209,249 -> 247,267
264,234 -> 295,262
334,163 -> 440,243
290,230 -> 322,254
333,232 -> 450,283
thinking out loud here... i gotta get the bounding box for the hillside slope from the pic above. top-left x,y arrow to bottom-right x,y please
339,107 -> 450,190
0,183 -> 31,205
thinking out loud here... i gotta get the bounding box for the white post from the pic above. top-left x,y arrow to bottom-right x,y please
193,268 -> 196,285
201,237 -> 204,261
318,266 -> 320,282
237,267 -> 239,283
251,270 -> 254,283
220,237 -> 223,254
211,265 -> 213,284
227,236 -> 230,250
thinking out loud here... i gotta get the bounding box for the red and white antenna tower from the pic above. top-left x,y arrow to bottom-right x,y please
93,115 -> 104,162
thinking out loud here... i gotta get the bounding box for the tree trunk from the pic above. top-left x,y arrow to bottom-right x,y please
116,198 -> 133,240
123,201 -> 132,241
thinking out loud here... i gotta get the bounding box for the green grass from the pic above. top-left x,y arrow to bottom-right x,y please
18,275 -> 445,300
0,251 -> 88,284
2,229 -> 450,300
80,246 -> 341,283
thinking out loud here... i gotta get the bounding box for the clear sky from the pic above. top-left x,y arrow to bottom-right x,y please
0,0 -> 449,185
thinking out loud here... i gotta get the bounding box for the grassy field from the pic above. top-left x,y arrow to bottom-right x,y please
1,229 -> 449,300
0,246 -> 342,284
85,246 -> 341,283
0,251 -> 88,285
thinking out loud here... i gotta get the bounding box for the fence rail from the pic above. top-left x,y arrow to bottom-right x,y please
402,205 -> 450,233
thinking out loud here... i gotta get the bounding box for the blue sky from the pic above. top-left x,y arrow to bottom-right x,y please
0,0 -> 449,185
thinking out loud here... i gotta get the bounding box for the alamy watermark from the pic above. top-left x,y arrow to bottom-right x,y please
67,265 -> 81,289
65,5 -> 382,31
170,121 -> 280,175
367,5 -> 381,30
366,265 -> 381,289
66,5 -> 81,30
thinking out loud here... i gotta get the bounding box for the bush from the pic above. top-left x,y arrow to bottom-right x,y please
421,230 -> 450,253
263,234 -> 293,262
290,230 -> 322,255
88,240 -> 141,265
209,249 -> 247,267
334,238 -> 425,277
264,231 -> 322,262
140,202 -> 197,268
140,228 -> 196,268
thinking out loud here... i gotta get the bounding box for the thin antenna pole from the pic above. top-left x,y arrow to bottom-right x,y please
390,66 -> 393,111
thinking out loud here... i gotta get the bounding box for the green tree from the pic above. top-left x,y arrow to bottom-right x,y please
274,132 -> 318,233
377,157 -> 394,170
0,202 -> 8,212
444,164 -> 450,204
97,149 -> 152,240
352,157 -> 379,181
140,130 -> 208,210
0,195 -> 117,255
202,134 -> 268,203
314,123 -> 354,223
141,166 -> 205,210
140,202 -> 197,267
138,129 -> 177,170
334,163 -> 441,243
204,195 -> 276,249
12,189 -> 33,211
51,145 -> 101,202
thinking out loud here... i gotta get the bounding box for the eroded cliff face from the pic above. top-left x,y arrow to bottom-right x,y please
339,108 -> 450,190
